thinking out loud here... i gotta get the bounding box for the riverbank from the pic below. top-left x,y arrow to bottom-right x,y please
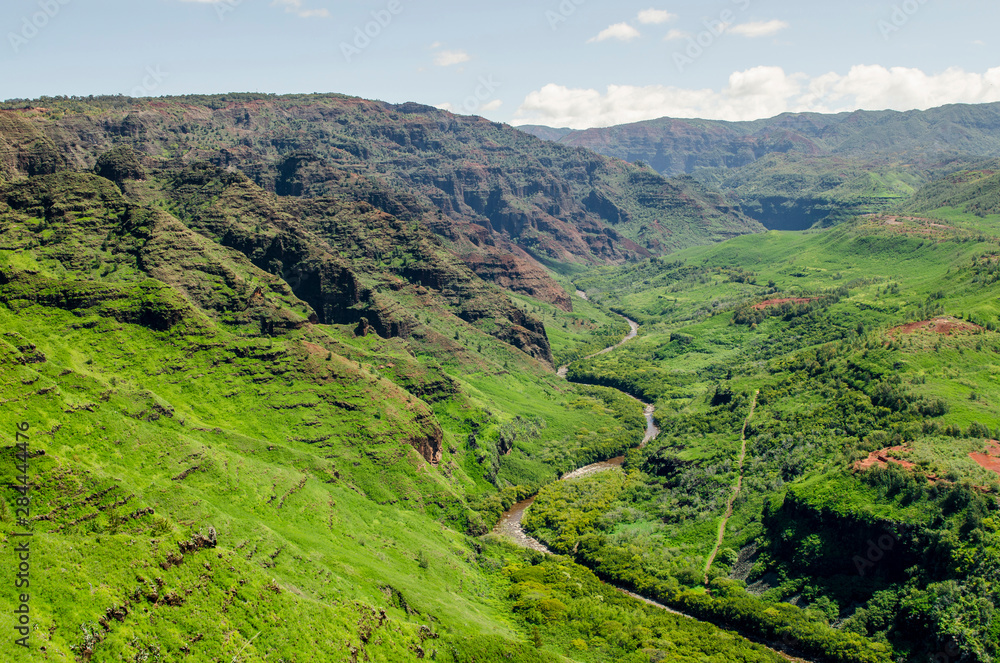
492,292 -> 814,663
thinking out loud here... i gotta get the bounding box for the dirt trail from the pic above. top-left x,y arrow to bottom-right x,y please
557,316 -> 639,378
494,299 -> 808,663
704,389 -> 759,585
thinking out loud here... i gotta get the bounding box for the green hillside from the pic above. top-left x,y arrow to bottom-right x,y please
6,92 -> 1000,663
0,101 -> 781,662
524,103 -> 1000,177
530,207 -> 1000,662
904,164 -> 1000,220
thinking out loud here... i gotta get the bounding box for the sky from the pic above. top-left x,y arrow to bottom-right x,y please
1,0 -> 998,129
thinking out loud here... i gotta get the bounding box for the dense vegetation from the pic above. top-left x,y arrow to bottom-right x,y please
524,196 -> 1000,662
0,95 -> 778,662
522,103 -> 1000,178
6,92 -> 1000,662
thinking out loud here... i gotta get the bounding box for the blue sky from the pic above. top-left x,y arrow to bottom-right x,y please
2,0 -> 998,128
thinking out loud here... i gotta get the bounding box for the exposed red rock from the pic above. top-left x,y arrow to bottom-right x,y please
854,446 -> 917,472
970,440 -> 1000,478
890,317 -> 983,336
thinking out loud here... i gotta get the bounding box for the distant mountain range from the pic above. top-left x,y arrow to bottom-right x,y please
519,103 -> 1000,229
518,103 -> 1000,175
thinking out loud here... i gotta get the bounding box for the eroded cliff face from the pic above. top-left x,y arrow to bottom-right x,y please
458,249 -> 572,311
410,163 -> 643,266
157,163 -> 556,364
0,164 -> 463,470
0,95 -> 766,367
410,412 -> 444,465
0,110 -> 65,177
0,172 -> 314,335
0,96 -> 761,311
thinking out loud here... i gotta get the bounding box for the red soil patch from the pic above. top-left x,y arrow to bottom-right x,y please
890,317 -> 983,337
855,442 -> 999,491
970,440 -> 1000,478
752,297 -> 817,310
854,446 -> 917,471
870,215 -> 954,229
865,215 -> 962,240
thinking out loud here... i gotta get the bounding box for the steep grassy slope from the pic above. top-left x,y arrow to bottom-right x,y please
903,163 -> 1000,220
0,139 -> 786,660
523,208 -> 1000,662
11,91 -> 1000,662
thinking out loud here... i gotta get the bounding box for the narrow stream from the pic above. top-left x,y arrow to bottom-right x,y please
496,304 -> 655,552
492,292 -> 811,663
557,316 -> 638,379
492,402 -> 657,555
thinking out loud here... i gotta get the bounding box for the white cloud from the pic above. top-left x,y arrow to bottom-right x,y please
728,19 -> 789,38
663,29 -> 691,41
434,50 -> 471,66
481,99 -> 503,112
429,41 -> 443,49
514,65 -> 1000,128
587,23 -> 641,43
271,0 -> 329,18
637,9 -> 676,25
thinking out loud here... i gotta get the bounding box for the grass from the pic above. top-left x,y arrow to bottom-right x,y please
0,195 -> 654,662
518,208 -> 1000,662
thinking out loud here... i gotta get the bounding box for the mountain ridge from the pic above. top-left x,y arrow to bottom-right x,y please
518,102 -> 1000,231
517,102 -> 1000,174
0,94 -> 762,312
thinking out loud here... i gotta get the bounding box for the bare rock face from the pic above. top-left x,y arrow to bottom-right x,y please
411,413 -> 444,465
460,250 -> 572,312
5,96 -> 762,307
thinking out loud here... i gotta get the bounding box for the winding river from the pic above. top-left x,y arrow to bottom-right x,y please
492,291 -> 811,663
494,301 -> 657,553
